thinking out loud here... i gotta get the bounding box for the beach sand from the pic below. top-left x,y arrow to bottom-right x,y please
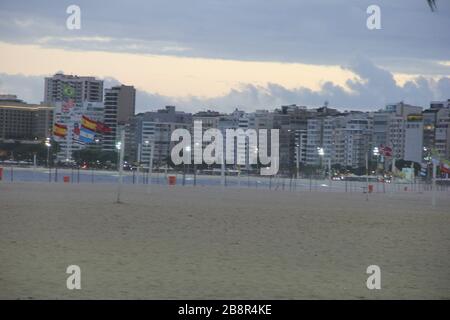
0,182 -> 449,299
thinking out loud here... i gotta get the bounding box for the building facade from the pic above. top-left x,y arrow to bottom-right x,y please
0,95 -> 53,141
102,85 -> 136,152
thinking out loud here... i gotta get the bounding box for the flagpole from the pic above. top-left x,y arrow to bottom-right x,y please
221,135 -> 225,187
432,159 -> 437,208
116,129 -> 125,203
147,140 -> 154,193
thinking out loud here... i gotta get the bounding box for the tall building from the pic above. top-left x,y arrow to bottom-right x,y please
343,117 -> 372,168
305,118 -> 323,166
0,95 -> 53,141
435,108 -> 450,160
294,129 -> 307,166
404,114 -> 424,163
373,102 -> 423,162
430,100 -> 450,110
132,106 -> 192,166
44,73 -> 103,104
52,101 -> 105,161
103,85 -> 136,152
423,101 -> 450,160
45,74 -> 105,162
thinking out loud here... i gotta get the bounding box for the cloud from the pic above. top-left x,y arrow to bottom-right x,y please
1,59 -> 448,113
0,73 -> 45,103
0,0 -> 449,75
135,58 -> 450,112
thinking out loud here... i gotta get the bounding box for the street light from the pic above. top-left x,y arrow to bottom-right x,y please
183,145 -> 191,186
45,137 -> 52,182
116,130 -> 125,203
373,146 -> 379,157
296,143 -> 300,179
116,141 -> 122,172
317,147 -> 324,177
45,137 -> 51,168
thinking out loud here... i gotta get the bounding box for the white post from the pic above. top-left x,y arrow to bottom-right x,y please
237,165 -> 241,187
147,140 -> 154,193
328,157 -> 332,190
33,153 -> 37,179
221,137 -> 225,187
137,143 -> 142,184
366,151 -> 369,201
432,160 -> 437,208
391,157 -> 396,194
296,144 -> 300,180
116,129 -> 125,203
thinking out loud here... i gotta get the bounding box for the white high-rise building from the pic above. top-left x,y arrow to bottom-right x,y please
52,101 -> 104,162
404,114 -> 424,163
44,73 -> 103,105
45,73 -> 104,162
374,102 -> 423,162
305,118 -> 323,166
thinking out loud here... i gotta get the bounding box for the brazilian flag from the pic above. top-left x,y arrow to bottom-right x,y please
63,84 -> 75,97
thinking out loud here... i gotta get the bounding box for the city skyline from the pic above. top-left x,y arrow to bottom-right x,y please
0,0 -> 449,112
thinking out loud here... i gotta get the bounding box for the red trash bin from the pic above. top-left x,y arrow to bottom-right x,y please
63,176 -> 70,183
0,167 -> 3,181
368,184 -> 374,193
168,175 -> 176,185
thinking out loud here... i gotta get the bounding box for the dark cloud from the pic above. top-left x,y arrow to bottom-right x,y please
0,0 -> 449,75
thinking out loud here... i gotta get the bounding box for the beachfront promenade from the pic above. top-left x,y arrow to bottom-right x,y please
1,166 -> 448,195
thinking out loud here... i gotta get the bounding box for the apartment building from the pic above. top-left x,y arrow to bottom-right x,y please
103,85 -> 136,152
44,73 -> 103,105
0,95 -> 53,141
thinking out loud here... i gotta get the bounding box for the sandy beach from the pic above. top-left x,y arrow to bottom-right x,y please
0,182 -> 449,299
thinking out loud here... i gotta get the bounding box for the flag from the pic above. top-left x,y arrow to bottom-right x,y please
440,161 -> 450,174
420,163 -> 428,177
81,115 -> 97,131
380,145 -> 392,157
73,138 -> 86,145
53,123 -> 68,137
96,121 -> 112,134
63,84 -> 75,98
79,127 -> 95,143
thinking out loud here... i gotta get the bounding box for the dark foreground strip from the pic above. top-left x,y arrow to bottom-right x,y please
1,300 -> 447,319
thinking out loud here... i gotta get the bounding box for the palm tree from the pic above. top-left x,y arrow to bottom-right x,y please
427,0 -> 437,11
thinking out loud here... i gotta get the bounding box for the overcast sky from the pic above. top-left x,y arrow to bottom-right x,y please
0,0 -> 449,112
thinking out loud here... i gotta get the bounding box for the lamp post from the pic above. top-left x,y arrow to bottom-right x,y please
147,139 -> 154,193
296,144 -> 300,180
116,130 -> 125,203
317,147 -> 324,178
45,137 -> 51,182
184,145 -> 191,186
194,142 -> 199,186
144,140 -> 149,184
373,146 -> 381,193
